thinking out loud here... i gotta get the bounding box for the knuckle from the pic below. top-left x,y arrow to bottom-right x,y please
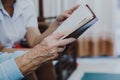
43,38 -> 48,42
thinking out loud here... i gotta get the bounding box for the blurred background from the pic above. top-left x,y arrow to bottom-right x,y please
30,0 -> 120,80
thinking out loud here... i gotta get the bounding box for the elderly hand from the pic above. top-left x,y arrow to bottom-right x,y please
56,4 -> 80,25
31,32 -> 75,59
16,32 -> 76,75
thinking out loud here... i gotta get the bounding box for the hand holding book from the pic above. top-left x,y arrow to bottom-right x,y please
53,4 -> 98,39
56,4 -> 80,25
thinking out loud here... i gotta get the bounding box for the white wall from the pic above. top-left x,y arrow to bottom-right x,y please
112,0 -> 120,56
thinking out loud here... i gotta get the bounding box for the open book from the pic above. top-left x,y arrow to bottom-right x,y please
53,4 -> 98,39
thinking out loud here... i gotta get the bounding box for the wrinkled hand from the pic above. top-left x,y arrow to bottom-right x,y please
32,32 -> 76,61
56,4 -> 80,25
16,32 -> 76,75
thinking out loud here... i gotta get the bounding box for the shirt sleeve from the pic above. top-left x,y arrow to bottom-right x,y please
22,0 -> 38,28
0,51 -> 28,63
0,51 -> 28,80
0,59 -> 24,80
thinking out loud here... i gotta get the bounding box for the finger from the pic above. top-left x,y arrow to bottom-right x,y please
70,4 -> 80,12
49,48 -> 57,54
62,13 -> 70,18
52,32 -> 66,40
66,4 -> 80,14
52,33 -> 64,40
57,47 -> 65,52
57,13 -> 70,22
49,47 -> 65,54
50,53 -> 59,60
57,38 -> 76,46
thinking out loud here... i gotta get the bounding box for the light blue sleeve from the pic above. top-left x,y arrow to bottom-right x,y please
0,51 -> 28,80
0,59 -> 24,80
0,51 -> 27,62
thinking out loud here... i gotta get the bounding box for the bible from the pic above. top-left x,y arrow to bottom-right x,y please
54,4 -> 98,39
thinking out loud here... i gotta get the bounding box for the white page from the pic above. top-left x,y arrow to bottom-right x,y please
53,4 -> 93,34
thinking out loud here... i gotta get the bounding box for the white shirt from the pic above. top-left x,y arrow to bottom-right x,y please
0,0 -> 38,48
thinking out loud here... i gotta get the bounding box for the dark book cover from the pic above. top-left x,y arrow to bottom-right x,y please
64,5 -> 98,39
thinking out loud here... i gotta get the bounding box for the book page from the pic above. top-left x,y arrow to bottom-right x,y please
62,17 -> 92,39
53,4 -> 94,36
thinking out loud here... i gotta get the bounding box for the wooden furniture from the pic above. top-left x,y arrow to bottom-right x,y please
39,0 -> 44,21
55,42 -> 78,80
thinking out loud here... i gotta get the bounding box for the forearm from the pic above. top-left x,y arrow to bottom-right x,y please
1,48 -> 29,53
44,20 -> 60,36
15,54 -> 36,75
31,21 -> 60,47
15,45 -> 53,75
